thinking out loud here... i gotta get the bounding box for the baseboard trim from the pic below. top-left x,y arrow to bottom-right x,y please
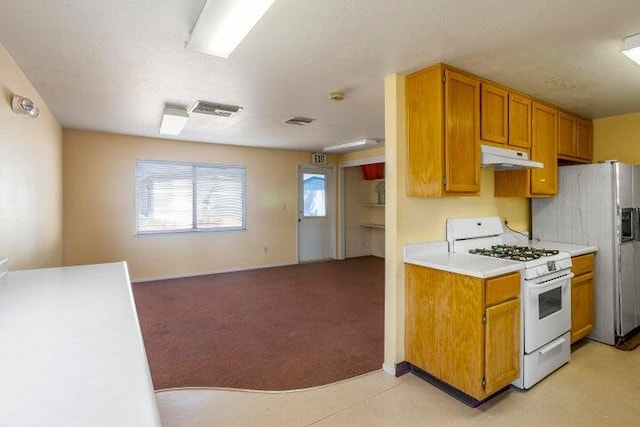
395,361 -> 411,376
132,261 -> 298,283
409,363 -> 508,408
381,361 -> 411,377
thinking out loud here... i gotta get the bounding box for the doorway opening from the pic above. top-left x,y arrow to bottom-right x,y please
338,156 -> 385,260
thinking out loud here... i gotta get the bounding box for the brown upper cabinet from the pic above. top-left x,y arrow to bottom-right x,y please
557,112 -> 593,163
406,62 -> 588,198
494,102 -> 558,197
481,83 -> 532,149
481,83 -> 508,144
406,64 -> 480,197
558,112 -> 577,156
576,118 -> 593,162
531,103 -> 558,195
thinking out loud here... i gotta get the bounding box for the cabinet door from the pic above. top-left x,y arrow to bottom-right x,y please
406,65 -> 445,197
576,119 -> 593,161
531,102 -> 558,195
444,69 -> 480,194
571,273 -> 594,343
558,112 -> 577,157
509,94 -> 532,149
485,298 -> 520,395
481,83 -> 508,144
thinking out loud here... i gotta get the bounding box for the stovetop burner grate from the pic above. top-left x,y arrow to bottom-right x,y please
468,245 -> 560,261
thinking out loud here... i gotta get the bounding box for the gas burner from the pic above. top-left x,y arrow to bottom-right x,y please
469,246 -> 560,260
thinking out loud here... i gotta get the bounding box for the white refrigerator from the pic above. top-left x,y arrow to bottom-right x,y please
532,161 -> 640,345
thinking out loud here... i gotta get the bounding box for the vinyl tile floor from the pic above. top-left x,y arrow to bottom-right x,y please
155,340 -> 640,426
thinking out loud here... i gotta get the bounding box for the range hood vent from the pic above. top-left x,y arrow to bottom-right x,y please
190,101 -> 243,117
481,145 -> 543,170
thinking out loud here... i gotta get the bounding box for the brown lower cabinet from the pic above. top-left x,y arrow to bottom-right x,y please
571,253 -> 595,343
405,265 -> 520,401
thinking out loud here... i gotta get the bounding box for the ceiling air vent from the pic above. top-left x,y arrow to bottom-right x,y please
285,116 -> 315,126
190,101 -> 243,118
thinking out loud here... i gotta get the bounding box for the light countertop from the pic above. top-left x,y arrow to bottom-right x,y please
403,242 -> 522,279
500,231 -> 598,257
0,262 -> 161,427
403,238 -> 598,278
499,232 -> 598,256
529,240 -> 598,257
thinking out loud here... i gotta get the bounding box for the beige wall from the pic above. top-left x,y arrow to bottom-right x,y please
593,112 -> 640,163
383,74 -> 530,369
63,130 -> 311,280
0,43 -> 63,270
343,166 -> 371,258
338,147 -> 385,164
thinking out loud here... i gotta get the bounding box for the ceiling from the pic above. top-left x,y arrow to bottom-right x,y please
1,0 -> 640,153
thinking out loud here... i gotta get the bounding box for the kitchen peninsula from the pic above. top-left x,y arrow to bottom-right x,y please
404,241 -> 522,405
0,261 -> 161,426
402,221 -> 597,406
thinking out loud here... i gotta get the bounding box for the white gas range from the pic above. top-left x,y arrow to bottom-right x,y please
447,216 -> 574,389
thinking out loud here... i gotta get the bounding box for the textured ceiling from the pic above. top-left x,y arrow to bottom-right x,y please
1,0 -> 640,152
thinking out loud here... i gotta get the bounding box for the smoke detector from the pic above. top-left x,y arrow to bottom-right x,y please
285,116 -> 315,126
329,91 -> 345,101
190,101 -> 243,118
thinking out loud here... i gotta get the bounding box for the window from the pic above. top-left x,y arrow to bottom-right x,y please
136,160 -> 246,234
302,173 -> 326,217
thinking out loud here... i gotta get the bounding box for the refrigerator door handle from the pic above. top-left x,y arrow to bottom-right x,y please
634,208 -> 640,241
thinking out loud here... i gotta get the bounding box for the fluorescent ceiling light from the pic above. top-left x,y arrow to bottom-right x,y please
323,139 -> 378,153
187,0 -> 276,59
160,106 -> 189,136
622,33 -> 640,65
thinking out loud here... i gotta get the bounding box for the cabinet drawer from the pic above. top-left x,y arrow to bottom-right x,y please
572,253 -> 595,276
486,272 -> 520,306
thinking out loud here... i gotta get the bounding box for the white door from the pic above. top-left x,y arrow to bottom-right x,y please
298,165 -> 335,262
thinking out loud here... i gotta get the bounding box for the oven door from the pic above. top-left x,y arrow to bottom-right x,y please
523,272 -> 573,354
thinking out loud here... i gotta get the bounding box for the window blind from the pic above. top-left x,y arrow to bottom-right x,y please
136,160 -> 246,234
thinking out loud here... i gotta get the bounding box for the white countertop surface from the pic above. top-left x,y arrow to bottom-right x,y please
0,262 -> 161,427
403,237 -> 598,278
529,240 -> 598,257
403,242 -> 522,278
498,232 -> 598,257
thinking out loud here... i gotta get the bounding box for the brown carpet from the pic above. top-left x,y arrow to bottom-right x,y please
132,256 -> 384,391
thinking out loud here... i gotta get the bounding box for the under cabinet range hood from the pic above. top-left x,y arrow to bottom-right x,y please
480,145 -> 543,170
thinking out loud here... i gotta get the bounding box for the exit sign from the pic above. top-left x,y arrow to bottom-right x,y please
312,152 -> 327,164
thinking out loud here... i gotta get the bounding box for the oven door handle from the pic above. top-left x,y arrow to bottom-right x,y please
539,337 -> 566,355
527,272 -> 574,289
